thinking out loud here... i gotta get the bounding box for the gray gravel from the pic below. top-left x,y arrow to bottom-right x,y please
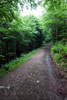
0,46 -> 63,100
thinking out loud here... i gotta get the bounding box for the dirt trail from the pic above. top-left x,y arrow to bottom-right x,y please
0,46 -> 63,100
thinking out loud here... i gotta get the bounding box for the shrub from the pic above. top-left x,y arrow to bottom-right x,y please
51,42 -> 67,68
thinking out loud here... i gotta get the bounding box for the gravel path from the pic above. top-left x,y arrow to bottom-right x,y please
0,46 -> 63,100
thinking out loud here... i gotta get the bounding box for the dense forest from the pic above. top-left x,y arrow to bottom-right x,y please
0,0 -> 67,73
41,0 -> 67,68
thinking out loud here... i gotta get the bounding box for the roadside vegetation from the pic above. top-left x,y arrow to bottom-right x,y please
0,48 -> 40,76
40,0 -> 67,69
51,42 -> 67,68
0,0 -> 67,76
0,0 -> 43,76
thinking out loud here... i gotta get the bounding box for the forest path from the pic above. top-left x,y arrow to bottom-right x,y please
0,45 -> 63,100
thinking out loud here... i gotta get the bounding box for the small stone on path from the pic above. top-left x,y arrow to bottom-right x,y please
36,80 -> 40,83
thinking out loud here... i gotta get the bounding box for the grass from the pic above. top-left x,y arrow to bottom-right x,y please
0,48 -> 40,77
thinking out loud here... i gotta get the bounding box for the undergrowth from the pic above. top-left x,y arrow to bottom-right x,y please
0,48 -> 40,77
51,42 -> 67,68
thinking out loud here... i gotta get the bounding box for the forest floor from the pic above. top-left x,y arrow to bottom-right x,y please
0,45 -> 67,100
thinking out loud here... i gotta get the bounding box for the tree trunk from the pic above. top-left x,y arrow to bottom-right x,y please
56,16 -> 58,41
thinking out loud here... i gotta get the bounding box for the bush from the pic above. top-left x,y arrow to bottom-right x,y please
51,42 -> 67,68
52,42 -> 64,53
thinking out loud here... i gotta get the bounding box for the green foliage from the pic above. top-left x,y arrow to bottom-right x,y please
41,0 -> 67,69
52,42 -> 67,68
0,48 -> 40,77
0,0 -> 67,75
41,0 -> 67,43
0,0 -> 40,23
51,42 -> 64,53
0,0 -> 43,69
0,14 -> 43,67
